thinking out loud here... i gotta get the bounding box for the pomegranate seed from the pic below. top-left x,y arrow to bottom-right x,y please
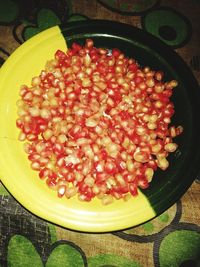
156,156 -> 169,170
27,134 -> 37,141
126,159 -> 135,172
18,131 -> 26,141
31,76 -> 41,86
115,174 -> 126,186
164,143 -> 178,152
146,78 -> 155,87
169,126 -> 177,137
31,161 -> 40,171
16,39 -> 183,204
154,71 -> 163,81
40,108 -> 51,119
82,78 -> 92,87
129,183 -> 138,196
138,178 -> 149,189
151,143 -> 162,154
154,100 -> 163,109
57,134 -> 67,144
147,122 -> 157,130
46,178 -> 57,190
133,149 -> 149,163
39,168 -> 49,179
65,186 -> 77,198
85,39 -> 94,48
176,126 -> 183,136
85,117 -> 98,127
57,185 -> 66,198
101,195 -> 114,205
84,176 -> 95,187
43,129 -> 53,140
145,168 -> 154,182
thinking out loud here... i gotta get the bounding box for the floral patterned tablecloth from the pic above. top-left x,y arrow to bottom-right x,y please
0,1 -> 200,266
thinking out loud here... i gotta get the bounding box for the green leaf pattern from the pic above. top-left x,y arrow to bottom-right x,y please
159,230 -> 200,267
23,9 -> 61,40
6,234 -> 142,267
46,244 -> 85,267
8,235 -> 43,267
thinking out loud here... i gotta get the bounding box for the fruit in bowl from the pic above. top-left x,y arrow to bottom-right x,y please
16,39 -> 183,205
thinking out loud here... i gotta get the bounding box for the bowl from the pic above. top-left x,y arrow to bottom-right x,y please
0,20 -> 200,232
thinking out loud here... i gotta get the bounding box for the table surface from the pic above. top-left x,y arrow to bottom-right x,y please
0,1 -> 200,267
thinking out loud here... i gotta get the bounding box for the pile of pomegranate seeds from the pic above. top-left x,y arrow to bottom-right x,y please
16,39 -> 183,205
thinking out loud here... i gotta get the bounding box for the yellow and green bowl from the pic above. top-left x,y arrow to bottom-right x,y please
0,20 -> 199,232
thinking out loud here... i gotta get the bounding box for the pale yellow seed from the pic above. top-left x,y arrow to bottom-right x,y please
95,125 -> 103,135
92,143 -> 100,154
146,78 -> 155,87
101,136 -> 112,146
31,161 -> 40,170
164,143 -> 178,152
121,120 -> 129,128
84,176 -> 95,187
57,134 -> 67,144
40,108 -> 51,119
65,147 -> 74,154
149,114 -> 158,123
18,131 -> 26,141
133,150 -> 149,163
65,187 -> 77,198
82,78 -> 92,87
23,142 -> 31,153
43,129 -> 53,140
83,54 -> 92,67
101,195 -> 114,205
35,143 -> 45,153
106,143 -> 119,158
136,126 -> 146,135
49,98 -> 58,107
52,116 -> 62,123
115,174 -> 125,186
123,194 -> 131,202
85,118 -> 98,127
92,185 -> 100,195
143,114 -> 150,122
121,151 -> 128,161
155,100 -> 163,109
163,117 -> 171,124
157,156 -> 169,170
106,177 -> 116,189
145,168 -> 154,182
46,161 -> 56,171
76,138 -> 90,146
126,159 -> 135,172
17,108 -> 27,117
154,84 -> 164,93
29,107 -> 40,117
151,143 -> 162,153
82,145 -> 94,159
107,97 -> 115,106
127,143 -> 136,154
31,76 -> 41,86
147,122 -> 157,130
122,82 -> 129,90
95,82 -> 107,90
16,99 -> 25,107
150,132 -> 157,140
122,137 -> 130,149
